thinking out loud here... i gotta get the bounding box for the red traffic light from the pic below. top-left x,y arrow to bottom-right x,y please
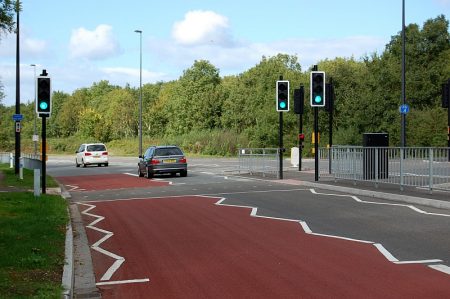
298,133 -> 305,141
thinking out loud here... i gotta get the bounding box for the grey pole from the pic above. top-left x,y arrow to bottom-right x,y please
401,0 -> 406,147
30,64 -> 37,155
134,30 -> 143,157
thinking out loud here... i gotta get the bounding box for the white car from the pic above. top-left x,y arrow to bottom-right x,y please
75,143 -> 109,167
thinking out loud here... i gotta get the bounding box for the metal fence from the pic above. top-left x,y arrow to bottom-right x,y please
237,146 -> 450,193
327,146 -> 450,192
0,152 -> 42,170
238,148 -> 279,177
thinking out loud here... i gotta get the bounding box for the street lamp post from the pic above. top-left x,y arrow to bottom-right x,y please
401,0 -> 406,147
30,64 -> 37,155
134,29 -> 143,157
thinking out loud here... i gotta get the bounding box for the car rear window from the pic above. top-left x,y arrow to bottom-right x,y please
87,144 -> 106,152
155,147 -> 183,156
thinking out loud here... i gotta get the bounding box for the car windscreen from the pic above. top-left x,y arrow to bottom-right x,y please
155,147 -> 183,156
87,144 -> 106,152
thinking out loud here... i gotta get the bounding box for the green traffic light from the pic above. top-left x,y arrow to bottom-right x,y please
39,101 -> 48,110
314,95 -> 322,103
279,102 -> 286,109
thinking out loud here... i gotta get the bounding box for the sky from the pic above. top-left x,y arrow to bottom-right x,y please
0,0 -> 449,107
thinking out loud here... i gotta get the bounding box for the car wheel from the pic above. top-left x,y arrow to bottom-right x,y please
180,170 -> 187,177
145,167 -> 154,179
82,159 -> 86,168
138,166 -> 144,177
105,163 -> 109,167
76,159 -> 80,167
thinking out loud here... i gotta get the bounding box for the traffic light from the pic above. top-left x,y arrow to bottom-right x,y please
310,71 -> 325,107
298,133 -> 305,142
325,82 -> 334,112
442,79 -> 450,108
37,76 -> 51,114
276,80 -> 289,112
294,86 -> 304,114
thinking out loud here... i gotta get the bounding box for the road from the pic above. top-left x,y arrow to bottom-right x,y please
48,155 -> 450,298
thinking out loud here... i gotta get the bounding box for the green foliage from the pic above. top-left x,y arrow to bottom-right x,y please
0,16 -> 449,155
0,0 -> 19,38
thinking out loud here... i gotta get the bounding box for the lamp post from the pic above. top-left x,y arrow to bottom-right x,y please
401,0 -> 406,147
134,29 -> 143,157
30,64 -> 37,155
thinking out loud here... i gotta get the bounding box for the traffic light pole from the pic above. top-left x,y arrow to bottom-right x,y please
448,104 -> 450,161
314,107 -> 319,181
312,65 -> 319,181
279,111 -> 283,180
298,113 -> 303,171
278,75 -> 284,180
41,114 -> 47,194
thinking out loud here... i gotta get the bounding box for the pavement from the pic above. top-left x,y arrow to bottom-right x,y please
61,165 -> 449,298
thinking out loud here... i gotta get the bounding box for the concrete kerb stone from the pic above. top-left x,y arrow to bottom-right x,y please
62,214 -> 74,299
60,186 -> 74,298
287,180 -> 450,210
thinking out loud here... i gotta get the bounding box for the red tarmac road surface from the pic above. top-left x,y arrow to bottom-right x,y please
80,196 -> 450,299
57,174 -> 169,191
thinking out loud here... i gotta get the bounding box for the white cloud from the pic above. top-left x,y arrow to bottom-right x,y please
69,24 -> 122,60
0,31 -> 47,57
172,10 -> 234,46
101,67 -> 168,84
434,0 -> 450,7
150,34 -> 387,75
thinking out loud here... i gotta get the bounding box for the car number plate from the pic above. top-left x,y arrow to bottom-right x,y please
164,159 -> 176,163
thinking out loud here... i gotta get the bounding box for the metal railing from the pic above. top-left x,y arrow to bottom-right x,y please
327,146 -> 450,192
0,152 -> 42,170
238,148 -> 279,177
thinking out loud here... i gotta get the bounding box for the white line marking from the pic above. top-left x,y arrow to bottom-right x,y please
428,264 -> 450,275
66,184 -> 80,191
124,172 -> 138,177
395,259 -> 442,264
124,172 -> 174,185
309,188 -> 450,218
78,203 -> 150,282
96,278 -> 150,286
299,221 -> 373,244
77,192 -> 449,275
373,243 -> 399,262
214,195 -> 448,274
79,203 -> 125,281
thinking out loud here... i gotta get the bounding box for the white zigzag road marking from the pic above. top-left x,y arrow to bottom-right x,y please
309,189 -> 450,218
78,203 -> 149,284
211,192 -> 448,276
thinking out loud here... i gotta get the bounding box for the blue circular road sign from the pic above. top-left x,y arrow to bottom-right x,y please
399,104 -> 410,114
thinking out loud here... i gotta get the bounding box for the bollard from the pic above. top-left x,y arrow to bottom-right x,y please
34,169 -> 41,197
10,153 -> 13,168
19,157 -> 24,180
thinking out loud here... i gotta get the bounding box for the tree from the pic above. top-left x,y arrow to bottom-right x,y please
0,0 -> 20,39
0,80 -> 4,106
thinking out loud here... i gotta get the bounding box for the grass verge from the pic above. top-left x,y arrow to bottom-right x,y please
0,166 -> 68,298
0,164 -> 58,189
